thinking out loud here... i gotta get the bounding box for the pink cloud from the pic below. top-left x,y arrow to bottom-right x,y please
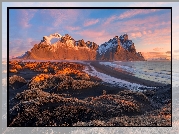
27,38 -> 39,46
100,9 -> 167,32
9,38 -> 39,57
112,13 -> 171,35
66,26 -> 81,31
153,47 -> 163,51
77,30 -> 106,38
119,9 -> 161,19
121,14 -> 168,28
131,32 -> 142,38
91,13 -> 169,46
103,15 -> 117,25
136,28 -> 171,54
141,51 -> 170,60
101,9 -> 164,28
76,30 -> 113,44
166,51 -> 171,54
143,31 -> 147,35
84,19 -> 99,27
17,9 -> 37,28
76,11 -> 170,48
45,9 -> 80,27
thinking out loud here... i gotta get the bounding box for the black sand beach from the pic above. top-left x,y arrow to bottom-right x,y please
8,60 -> 171,126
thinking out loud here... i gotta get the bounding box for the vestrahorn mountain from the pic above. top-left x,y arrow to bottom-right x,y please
17,33 -> 145,61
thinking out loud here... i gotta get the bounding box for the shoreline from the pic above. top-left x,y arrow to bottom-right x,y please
89,61 -> 167,87
8,60 -> 171,126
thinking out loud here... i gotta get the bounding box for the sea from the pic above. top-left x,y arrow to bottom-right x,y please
100,60 -> 171,85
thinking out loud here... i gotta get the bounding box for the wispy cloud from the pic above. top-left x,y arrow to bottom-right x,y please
118,13 -> 170,32
102,9 -> 163,26
77,30 -> 106,38
76,30 -> 112,44
84,19 -> 99,27
153,47 -> 164,51
8,8 -> 171,57
131,32 -> 142,38
98,12 -> 170,42
140,27 -> 171,46
17,9 -> 37,28
103,15 -> 117,25
66,26 -> 81,31
119,9 -> 161,19
142,51 -> 170,60
9,38 -> 39,57
41,9 -> 80,27
166,51 -> 171,54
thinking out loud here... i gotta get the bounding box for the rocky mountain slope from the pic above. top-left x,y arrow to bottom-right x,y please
97,34 -> 144,61
17,33 -> 145,61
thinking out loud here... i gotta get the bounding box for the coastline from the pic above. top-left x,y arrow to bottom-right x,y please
8,60 -> 171,126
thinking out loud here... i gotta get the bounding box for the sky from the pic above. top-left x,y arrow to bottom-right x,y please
2,2 -> 179,60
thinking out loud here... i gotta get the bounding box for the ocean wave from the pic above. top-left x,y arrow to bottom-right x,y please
83,65 -> 155,92
99,62 -> 171,84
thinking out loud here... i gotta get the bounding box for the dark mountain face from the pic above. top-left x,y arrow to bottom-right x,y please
96,34 -> 145,61
17,33 -> 145,61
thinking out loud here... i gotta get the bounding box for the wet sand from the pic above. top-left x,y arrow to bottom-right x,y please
89,61 -> 166,87
8,60 -> 171,126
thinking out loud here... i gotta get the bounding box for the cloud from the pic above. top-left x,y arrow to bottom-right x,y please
9,38 -> 39,57
76,30 -> 112,44
131,32 -> 142,38
137,27 -> 171,48
17,9 -> 37,28
153,47 -> 163,51
102,9 -> 165,27
118,13 -> 170,32
41,9 -> 80,27
84,19 -> 99,27
66,26 -> 80,31
97,12 -> 171,48
80,10 -> 170,47
103,15 -> 117,25
142,31 -> 147,35
142,51 -> 170,60
119,9 -> 161,19
77,30 -> 106,38
166,51 -> 171,54
8,8 -> 171,57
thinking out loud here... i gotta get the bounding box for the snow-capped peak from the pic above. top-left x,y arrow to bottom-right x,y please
98,37 -> 119,55
119,33 -> 133,50
42,33 -> 63,45
98,34 -> 134,55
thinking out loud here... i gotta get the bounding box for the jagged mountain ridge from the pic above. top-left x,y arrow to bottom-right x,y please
18,33 -> 145,61
97,34 -> 144,61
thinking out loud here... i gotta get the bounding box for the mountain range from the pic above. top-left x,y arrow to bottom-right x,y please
17,33 -> 145,61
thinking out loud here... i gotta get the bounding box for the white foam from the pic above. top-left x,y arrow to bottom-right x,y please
99,62 -> 171,83
83,65 -> 155,92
